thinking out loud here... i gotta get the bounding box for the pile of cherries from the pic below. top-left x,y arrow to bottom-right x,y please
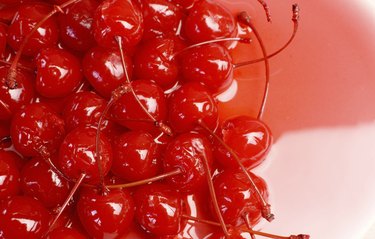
0,0 -> 308,238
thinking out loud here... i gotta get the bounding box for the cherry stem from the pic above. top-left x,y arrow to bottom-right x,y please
234,4 -> 300,68
237,12 -> 270,120
198,120 -> 274,222
0,59 -> 34,72
173,37 -> 251,59
106,168 -> 182,189
195,147 -> 229,237
182,215 -> 309,239
243,213 -> 257,239
45,173 -> 86,237
115,36 -> 173,136
6,0 -> 81,89
95,84 -> 131,192
256,0 -> 272,22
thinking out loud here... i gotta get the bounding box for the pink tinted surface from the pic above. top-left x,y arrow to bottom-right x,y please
121,0 -> 375,238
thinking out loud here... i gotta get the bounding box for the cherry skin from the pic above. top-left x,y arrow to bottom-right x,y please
62,91 -> 115,134
110,79 -> 167,132
168,82 -> 218,133
214,116 -> 273,170
57,126 -> 112,184
58,0 -> 99,52
35,48 -> 83,98
0,196 -> 51,239
93,0 -> 144,48
77,188 -> 135,239
7,3 -> 59,56
212,169 -> 269,227
0,23 -> 6,56
83,46 -> 133,98
0,151 -> 20,200
209,228 -> 251,239
134,183 -> 182,236
183,0 -> 236,43
0,66 -> 35,121
47,227 -> 86,239
140,0 -> 183,40
168,0 -> 198,9
10,103 -> 66,157
20,156 -> 70,208
133,38 -> 185,89
112,130 -> 161,181
180,43 -> 233,93
163,131 -> 213,193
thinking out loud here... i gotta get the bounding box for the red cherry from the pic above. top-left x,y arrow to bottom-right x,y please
57,127 -> 112,184
58,0 -> 99,52
20,156 -> 70,208
163,132 -> 212,193
47,227 -> 86,239
0,151 -> 20,200
10,103 -> 66,157
212,169 -> 269,227
110,79 -> 167,132
77,188 -> 135,238
93,0 -> 144,48
183,0 -> 236,43
7,3 -> 59,56
140,0 -> 183,40
134,183 -> 182,236
168,0 -> 198,9
168,82 -> 218,133
83,46 -> 133,98
0,23 -> 6,56
35,48 -> 83,98
180,43 -> 233,93
0,196 -> 51,239
214,116 -> 272,170
133,38 -> 185,89
112,130 -> 161,181
62,91 -> 117,135
0,66 -> 35,121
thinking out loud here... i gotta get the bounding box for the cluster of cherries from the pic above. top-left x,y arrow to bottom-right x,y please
0,0 -> 308,238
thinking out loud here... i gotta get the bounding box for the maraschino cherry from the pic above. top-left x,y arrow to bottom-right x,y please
0,151 -> 20,200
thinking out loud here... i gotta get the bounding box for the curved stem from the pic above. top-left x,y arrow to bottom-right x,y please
237,12 -> 270,120
198,120 -> 274,222
45,173 -> 86,237
0,59 -> 34,72
106,168 -> 182,189
256,0 -> 272,22
116,36 -> 173,136
6,0 -> 81,89
234,4 -> 300,68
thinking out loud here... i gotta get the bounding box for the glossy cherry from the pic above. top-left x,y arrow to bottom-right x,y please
110,79 -> 167,132
163,131 -> 212,193
140,0 -> 183,40
83,46 -> 132,98
0,66 -> 35,121
134,183 -> 182,236
93,0 -> 144,48
21,156 -> 70,208
212,169 -> 269,227
112,130 -> 161,181
47,227 -> 87,239
7,3 -> 59,56
77,188 -> 135,239
0,196 -> 51,239
214,116 -> 273,170
10,103 -> 66,157
58,0 -> 99,52
183,0 -> 236,43
168,0 -> 198,9
0,23 -> 6,56
0,151 -> 20,200
180,43 -> 233,93
57,127 -> 112,184
168,82 -> 218,133
35,48 -> 83,98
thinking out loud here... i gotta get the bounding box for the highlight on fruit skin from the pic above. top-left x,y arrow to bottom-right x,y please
0,0 -> 308,238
